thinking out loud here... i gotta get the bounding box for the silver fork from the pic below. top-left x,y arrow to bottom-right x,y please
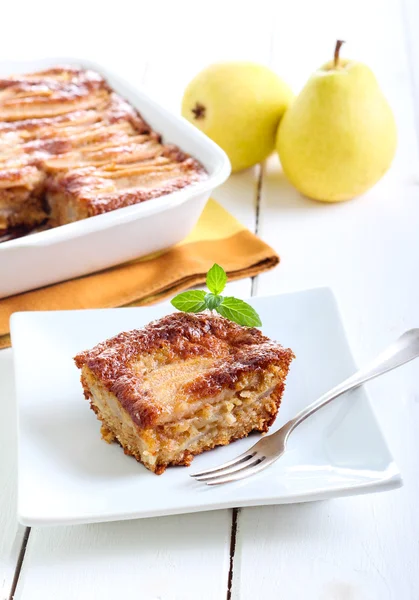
190,329 -> 419,485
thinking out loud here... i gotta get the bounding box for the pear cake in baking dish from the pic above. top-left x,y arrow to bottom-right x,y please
74,312 -> 294,474
0,66 -> 206,241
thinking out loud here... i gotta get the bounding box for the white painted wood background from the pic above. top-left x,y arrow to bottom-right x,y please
1,0 -> 418,598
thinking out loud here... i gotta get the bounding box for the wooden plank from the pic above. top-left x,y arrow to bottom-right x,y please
0,349 -> 27,600
401,0 -> 419,147
12,4 -> 269,598
233,0 -> 419,598
16,513 -> 233,600
233,493 -> 418,599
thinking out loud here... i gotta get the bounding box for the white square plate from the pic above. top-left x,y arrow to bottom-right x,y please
11,288 -> 401,526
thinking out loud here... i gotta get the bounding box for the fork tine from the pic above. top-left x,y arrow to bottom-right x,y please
193,454 -> 264,481
190,450 -> 256,478
205,456 -> 273,485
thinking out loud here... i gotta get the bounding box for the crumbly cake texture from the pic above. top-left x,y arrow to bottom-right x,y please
74,312 -> 294,474
0,66 -> 206,239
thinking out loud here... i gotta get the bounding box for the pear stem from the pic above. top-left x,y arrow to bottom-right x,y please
334,40 -> 345,68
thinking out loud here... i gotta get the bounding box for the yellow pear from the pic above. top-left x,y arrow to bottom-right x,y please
277,41 -> 397,202
182,62 -> 293,172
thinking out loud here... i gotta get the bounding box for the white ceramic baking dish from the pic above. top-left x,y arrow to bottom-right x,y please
0,58 -> 231,299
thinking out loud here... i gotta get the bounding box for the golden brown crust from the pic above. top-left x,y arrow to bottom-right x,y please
74,312 -> 295,429
0,65 -> 206,237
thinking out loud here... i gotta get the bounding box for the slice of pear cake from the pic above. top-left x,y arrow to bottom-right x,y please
74,312 -> 294,474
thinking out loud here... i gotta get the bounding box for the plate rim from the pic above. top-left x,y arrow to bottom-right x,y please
18,470 -> 402,527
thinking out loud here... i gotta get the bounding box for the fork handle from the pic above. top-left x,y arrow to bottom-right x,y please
284,328 -> 419,436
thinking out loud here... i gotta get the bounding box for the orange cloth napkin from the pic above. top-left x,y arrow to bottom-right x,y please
0,199 -> 279,349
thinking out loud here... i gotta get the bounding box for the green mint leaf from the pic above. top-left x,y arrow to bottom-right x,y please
205,292 -> 223,310
171,290 -> 207,313
216,297 -> 262,327
206,263 -> 227,295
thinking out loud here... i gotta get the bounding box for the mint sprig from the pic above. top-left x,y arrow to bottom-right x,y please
171,263 -> 262,327
206,263 -> 227,295
171,290 -> 207,313
205,292 -> 223,310
216,297 -> 262,327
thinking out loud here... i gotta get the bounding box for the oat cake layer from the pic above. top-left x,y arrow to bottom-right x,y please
74,312 -> 294,474
0,66 -> 206,240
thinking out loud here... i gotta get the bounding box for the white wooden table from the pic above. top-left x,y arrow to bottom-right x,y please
1,1 -> 419,598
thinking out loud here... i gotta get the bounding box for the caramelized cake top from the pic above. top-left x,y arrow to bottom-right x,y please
74,312 -> 294,428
